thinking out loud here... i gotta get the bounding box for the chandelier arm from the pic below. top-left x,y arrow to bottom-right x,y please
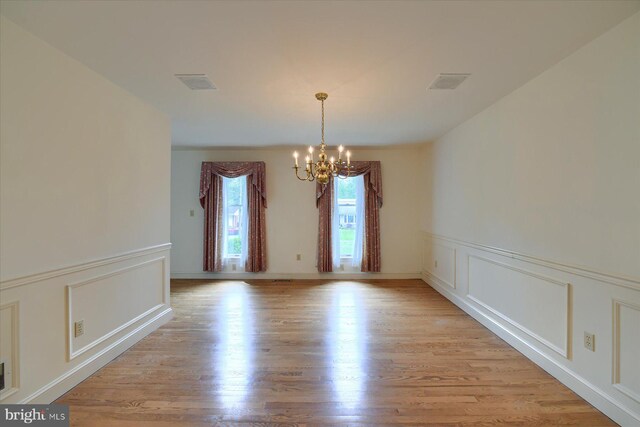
293,166 -> 313,181
308,162 -> 317,181
347,165 -> 352,178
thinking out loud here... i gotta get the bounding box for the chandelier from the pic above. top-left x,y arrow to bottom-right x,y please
293,92 -> 352,185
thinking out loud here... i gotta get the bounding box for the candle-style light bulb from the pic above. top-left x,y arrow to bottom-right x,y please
293,151 -> 299,167
338,145 -> 344,160
330,156 -> 335,163
347,150 -> 351,165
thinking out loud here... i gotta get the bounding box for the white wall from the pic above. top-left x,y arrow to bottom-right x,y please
171,146 -> 422,278
0,17 -> 172,403
420,13 -> 640,425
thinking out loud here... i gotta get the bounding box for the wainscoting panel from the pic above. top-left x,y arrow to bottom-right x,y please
0,244 -> 172,404
424,240 -> 456,289
0,301 -> 20,400
67,257 -> 166,359
467,255 -> 569,357
420,232 -> 640,426
613,300 -> 640,404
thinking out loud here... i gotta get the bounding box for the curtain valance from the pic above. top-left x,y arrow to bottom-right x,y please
316,161 -> 382,208
200,161 -> 267,208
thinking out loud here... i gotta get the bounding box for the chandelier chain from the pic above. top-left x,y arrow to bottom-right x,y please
321,98 -> 325,146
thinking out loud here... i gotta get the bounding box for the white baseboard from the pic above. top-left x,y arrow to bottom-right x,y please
422,271 -> 640,426
21,307 -> 173,404
171,272 -> 421,280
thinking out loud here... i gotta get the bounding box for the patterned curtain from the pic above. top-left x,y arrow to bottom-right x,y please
316,161 -> 383,272
316,177 -> 334,272
199,162 -> 267,272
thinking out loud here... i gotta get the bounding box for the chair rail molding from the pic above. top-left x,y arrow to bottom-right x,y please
424,232 -> 639,291
0,243 -> 172,291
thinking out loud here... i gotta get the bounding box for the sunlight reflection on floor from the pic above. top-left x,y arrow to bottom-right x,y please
215,282 -> 253,410
329,282 -> 368,412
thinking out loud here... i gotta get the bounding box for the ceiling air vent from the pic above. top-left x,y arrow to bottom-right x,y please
428,73 -> 470,90
175,74 -> 217,90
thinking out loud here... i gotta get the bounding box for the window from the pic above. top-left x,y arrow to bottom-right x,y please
222,176 -> 248,263
200,162 -> 268,273
332,175 -> 365,267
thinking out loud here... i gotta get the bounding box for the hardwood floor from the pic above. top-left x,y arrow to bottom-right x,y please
57,279 -> 615,426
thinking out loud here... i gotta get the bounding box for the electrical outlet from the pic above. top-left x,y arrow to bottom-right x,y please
584,332 -> 595,352
74,320 -> 84,338
296,254 -> 301,261
189,209 -> 195,217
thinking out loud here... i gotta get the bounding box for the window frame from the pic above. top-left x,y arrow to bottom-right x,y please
334,177 -> 362,261
222,176 -> 247,260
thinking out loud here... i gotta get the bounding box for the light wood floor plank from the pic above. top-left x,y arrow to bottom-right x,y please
56,279 -> 615,426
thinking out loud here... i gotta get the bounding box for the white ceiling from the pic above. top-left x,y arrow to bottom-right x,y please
1,1 -> 638,147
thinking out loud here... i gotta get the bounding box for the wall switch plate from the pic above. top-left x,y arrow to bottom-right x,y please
584,332 -> 595,351
434,260 -> 438,268
74,320 -> 84,338
189,209 -> 195,217
296,254 -> 301,261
